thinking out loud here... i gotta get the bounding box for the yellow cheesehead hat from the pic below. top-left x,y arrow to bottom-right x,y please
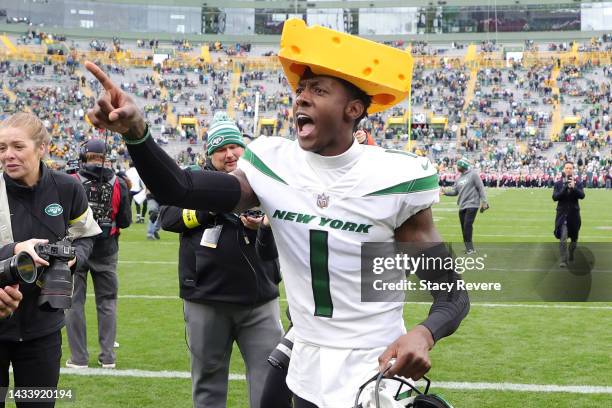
278,18 -> 413,114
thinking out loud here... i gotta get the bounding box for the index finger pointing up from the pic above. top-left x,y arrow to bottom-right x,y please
84,61 -> 115,91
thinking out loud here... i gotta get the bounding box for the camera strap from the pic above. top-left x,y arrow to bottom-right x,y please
10,193 -> 65,242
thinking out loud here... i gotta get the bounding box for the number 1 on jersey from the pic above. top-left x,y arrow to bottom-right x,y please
309,230 -> 333,317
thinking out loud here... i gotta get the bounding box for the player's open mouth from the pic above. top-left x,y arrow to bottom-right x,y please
296,113 -> 315,137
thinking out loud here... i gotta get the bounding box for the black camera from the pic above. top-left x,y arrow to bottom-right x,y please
0,252 -> 37,287
267,327 -> 294,370
35,239 -> 76,311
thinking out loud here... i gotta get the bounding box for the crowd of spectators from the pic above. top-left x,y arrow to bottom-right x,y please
0,34 -> 609,187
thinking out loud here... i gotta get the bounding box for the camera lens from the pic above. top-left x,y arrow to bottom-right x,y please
0,252 -> 37,287
15,252 -> 37,283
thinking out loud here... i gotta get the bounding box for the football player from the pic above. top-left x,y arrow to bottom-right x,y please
84,21 -> 469,408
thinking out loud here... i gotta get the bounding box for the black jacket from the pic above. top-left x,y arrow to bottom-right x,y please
159,164 -> 280,306
553,178 -> 585,240
0,163 -> 96,341
78,165 -> 132,257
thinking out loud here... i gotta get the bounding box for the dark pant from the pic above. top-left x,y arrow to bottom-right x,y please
559,224 -> 577,263
293,395 -> 318,408
65,251 -> 119,365
459,207 -> 478,251
0,331 -> 62,408
184,299 -> 283,408
129,191 -> 147,220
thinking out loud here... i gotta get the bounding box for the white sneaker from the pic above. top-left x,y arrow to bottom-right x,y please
65,360 -> 88,369
98,359 -> 116,369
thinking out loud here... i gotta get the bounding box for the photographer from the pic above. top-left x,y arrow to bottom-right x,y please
158,112 -> 283,408
65,139 -> 132,369
553,161 -> 585,267
0,112 -> 100,408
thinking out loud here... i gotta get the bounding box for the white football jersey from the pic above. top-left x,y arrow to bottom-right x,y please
238,137 -> 439,349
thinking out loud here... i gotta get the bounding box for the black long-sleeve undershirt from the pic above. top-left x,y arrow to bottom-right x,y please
414,244 -> 471,342
126,135 -> 241,212
420,283 -> 470,343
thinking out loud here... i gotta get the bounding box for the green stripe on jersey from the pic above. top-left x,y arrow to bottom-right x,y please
242,148 -> 287,185
365,173 -> 439,196
310,230 -> 333,318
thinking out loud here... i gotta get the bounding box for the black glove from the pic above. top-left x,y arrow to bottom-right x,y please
196,210 -> 212,226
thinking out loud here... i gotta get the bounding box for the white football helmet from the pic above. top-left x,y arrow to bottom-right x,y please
354,369 -> 453,408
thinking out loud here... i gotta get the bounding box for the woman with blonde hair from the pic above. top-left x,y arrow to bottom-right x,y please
0,112 -> 100,408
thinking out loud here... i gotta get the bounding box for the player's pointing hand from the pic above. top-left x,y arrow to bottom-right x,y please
85,61 -> 146,138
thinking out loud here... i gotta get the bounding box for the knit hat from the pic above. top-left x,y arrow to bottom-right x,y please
206,112 -> 245,155
457,157 -> 471,170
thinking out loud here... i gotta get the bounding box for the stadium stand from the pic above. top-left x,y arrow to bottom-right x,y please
0,30 -> 610,188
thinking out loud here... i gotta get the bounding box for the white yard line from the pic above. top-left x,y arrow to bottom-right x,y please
104,295 -> 612,310
120,241 -> 176,245
56,368 -> 612,394
449,233 -> 611,239
114,294 -> 179,299
428,381 -> 612,394
405,301 -> 612,310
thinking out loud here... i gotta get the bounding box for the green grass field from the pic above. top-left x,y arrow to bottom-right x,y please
7,188 -> 612,407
